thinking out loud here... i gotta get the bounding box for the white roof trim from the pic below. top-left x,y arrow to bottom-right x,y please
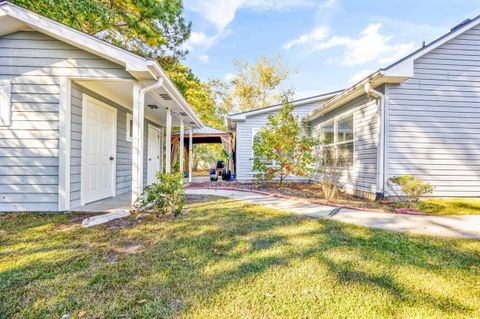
0,2 -> 149,74
384,15 -> 480,78
0,1 -> 204,128
228,90 -> 342,121
305,14 -> 480,122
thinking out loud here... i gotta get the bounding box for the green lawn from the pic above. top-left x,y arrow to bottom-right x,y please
1,196 -> 480,319
415,198 -> 480,215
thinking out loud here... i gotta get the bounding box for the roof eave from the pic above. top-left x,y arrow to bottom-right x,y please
0,2 -> 154,79
147,61 -> 204,128
304,71 -> 410,122
227,90 -> 343,121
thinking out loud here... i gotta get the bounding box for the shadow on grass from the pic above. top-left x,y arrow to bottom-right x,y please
1,197 -> 479,318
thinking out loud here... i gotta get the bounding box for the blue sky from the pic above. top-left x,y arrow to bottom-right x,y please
182,0 -> 480,99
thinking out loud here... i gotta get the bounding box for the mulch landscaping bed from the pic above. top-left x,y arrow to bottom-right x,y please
187,181 -> 390,212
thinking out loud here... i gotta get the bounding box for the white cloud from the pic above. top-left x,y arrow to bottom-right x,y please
348,69 -> 373,84
284,22 -> 415,66
186,0 -> 314,32
198,55 -> 210,63
183,31 -> 218,52
283,26 -> 329,50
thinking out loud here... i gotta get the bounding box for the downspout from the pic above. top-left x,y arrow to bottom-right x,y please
132,78 -> 164,204
141,78 -> 164,95
364,83 -> 385,199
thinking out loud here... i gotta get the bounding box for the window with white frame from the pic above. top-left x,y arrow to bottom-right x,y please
252,127 -> 275,167
319,111 -> 354,168
0,80 -> 12,127
126,113 -> 133,142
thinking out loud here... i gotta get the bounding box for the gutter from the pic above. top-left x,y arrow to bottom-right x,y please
141,78 -> 163,94
227,89 -> 344,121
147,61 -> 204,128
364,82 -> 385,199
305,70 -> 384,122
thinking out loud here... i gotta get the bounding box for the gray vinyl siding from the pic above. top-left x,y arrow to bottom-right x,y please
386,24 -> 480,196
310,95 -> 378,194
0,31 -> 132,211
235,102 -> 321,181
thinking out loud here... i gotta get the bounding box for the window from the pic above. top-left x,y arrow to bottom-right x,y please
319,111 -> 354,168
252,127 -> 275,167
0,80 -> 11,127
126,113 -> 133,142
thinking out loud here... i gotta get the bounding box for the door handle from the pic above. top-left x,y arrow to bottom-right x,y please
109,156 -> 114,161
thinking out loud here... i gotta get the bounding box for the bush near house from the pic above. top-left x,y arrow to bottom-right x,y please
135,172 -> 185,216
387,175 -> 434,208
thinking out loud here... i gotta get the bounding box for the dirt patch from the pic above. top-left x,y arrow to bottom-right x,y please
51,215 -> 87,233
107,243 -> 145,263
104,213 -> 154,230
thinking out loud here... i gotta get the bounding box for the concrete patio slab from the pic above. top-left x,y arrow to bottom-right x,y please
71,193 -> 132,213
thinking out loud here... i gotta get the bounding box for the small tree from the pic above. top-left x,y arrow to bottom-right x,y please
316,152 -> 341,201
252,102 -> 318,184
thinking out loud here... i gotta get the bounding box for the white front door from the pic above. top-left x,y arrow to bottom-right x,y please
147,125 -> 161,184
81,95 -> 117,204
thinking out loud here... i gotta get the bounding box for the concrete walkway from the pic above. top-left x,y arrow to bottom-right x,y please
186,188 -> 480,239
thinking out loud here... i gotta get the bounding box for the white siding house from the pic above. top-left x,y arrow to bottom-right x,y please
304,17 -> 480,198
0,2 -> 202,212
228,92 -> 341,181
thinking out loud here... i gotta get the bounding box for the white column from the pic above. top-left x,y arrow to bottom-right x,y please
188,128 -> 193,183
165,107 -> 172,173
58,77 -> 71,210
132,83 -> 144,204
179,119 -> 184,174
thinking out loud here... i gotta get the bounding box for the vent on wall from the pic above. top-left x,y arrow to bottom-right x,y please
159,93 -> 172,100
179,112 -> 187,116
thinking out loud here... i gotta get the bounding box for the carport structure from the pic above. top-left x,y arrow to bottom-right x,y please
171,126 -> 234,182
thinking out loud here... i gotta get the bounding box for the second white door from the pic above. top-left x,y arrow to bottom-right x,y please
147,125 -> 162,184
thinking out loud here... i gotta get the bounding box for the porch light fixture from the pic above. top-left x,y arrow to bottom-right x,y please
147,104 -> 159,110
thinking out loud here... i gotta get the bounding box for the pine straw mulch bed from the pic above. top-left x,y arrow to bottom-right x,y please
187,181 -> 387,211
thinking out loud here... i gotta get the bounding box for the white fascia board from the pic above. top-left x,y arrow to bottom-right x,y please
305,71 -> 384,122
383,16 -> 480,77
147,61 -> 203,128
1,3 -> 151,76
228,91 -> 341,122
306,15 -> 480,123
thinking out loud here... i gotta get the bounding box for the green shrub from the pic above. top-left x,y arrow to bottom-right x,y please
135,172 -> 185,217
387,175 -> 434,208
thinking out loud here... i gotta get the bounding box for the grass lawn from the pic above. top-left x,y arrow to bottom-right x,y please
415,198 -> 480,215
1,196 -> 480,318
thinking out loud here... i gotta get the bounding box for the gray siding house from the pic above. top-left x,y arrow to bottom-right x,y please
0,2 -> 202,212
228,92 -> 340,181
305,17 -> 480,198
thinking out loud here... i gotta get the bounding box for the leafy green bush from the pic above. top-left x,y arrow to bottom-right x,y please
135,172 -> 185,217
387,175 -> 434,208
